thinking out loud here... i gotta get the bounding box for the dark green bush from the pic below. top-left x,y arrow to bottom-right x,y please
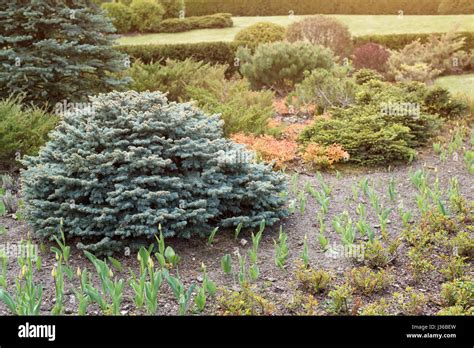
101,2 -> 133,33
424,87 -> 470,118
158,13 -> 233,33
0,98 -> 58,171
234,22 -> 286,45
21,91 -> 288,246
300,107 -> 417,165
130,0 -> 165,33
118,42 -> 239,75
299,80 -> 442,165
0,0 -> 129,108
184,0 -> 445,16
353,68 -> 384,85
236,41 -> 335,95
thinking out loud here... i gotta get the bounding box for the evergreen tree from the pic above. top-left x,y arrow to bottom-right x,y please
21,91 -> 288,250
0,0 -> 129,108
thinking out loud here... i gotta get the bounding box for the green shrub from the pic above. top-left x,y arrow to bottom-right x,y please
126,58 -> 226,102
130,0 -> 165,33
101,2 -> 133,33
187,78 -> 275,136
299,80 -> 442,165
387,32 -> 471,82
0,98 -> 58,170
234,22 -> 286,45
236,41 -> 334,95
21,91 -> 288,247
160,0 -> 185,18
184,0 -> 444,16
300,106 -> 416,165
126,59 -> 275,135
292,66 -> 357,113
158,13 -> 232,33
118,42 -> 239,76
353,68 -> 384,85
424,86 -> 470,118
286,15 -> 353,58
0,0 -> 129,108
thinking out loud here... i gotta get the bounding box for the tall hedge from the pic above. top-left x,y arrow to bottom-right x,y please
21,91 -> 288,247
184,0 -> 451,16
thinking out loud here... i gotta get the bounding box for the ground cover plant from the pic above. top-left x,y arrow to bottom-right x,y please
0,0 -> 473,321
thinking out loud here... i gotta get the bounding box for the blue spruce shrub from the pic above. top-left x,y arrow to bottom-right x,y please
21,91 -> 287,248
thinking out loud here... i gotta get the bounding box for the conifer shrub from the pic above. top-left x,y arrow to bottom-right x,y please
126,58 -> 226,102
21,91 -> 287,248
424,87 -> 470,118
236,41 -> 334,95
186,78 -> 276,136
126,59 -> 275,135
291,67 -> 357,113
130,0 -> 165,33
353,69 -> 384,85
286,15 -> 353,59
0,98 -> 58,171
101,2 -> 133,33
299,80 -> 442,165
0,0 -> 128,108
352,42 -> 390,73
234,22 -> 286,45
387,32 -> 471,83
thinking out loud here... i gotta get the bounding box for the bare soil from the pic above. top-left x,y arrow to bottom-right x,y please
0,143 -> 472,316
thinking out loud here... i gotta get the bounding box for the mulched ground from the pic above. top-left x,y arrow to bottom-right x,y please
0,138 -> 472,316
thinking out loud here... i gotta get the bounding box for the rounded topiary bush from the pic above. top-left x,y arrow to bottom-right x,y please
130,0 -> 165,33
234,22 -> 286,45
21,91 -> 287,248
101,2 -> 133,33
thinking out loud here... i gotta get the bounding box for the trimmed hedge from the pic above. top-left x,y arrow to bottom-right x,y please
118,32 -> 474,77
354,31 -> 474,51
184,0 -> 450,16
158,13 -> 233,33
118,41 -> 240,75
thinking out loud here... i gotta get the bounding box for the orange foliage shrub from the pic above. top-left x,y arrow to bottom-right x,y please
231,132 -> 297,169
301,143 -> 349,168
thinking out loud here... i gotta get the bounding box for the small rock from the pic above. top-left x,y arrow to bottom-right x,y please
197,275 -> 203,282
240,239 -> 248,247
121,310 -> 128,315
274,285 -> 285,292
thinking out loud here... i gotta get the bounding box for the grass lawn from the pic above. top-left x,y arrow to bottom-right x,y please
435,73 -> 474,99
118,15 -> 474,45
